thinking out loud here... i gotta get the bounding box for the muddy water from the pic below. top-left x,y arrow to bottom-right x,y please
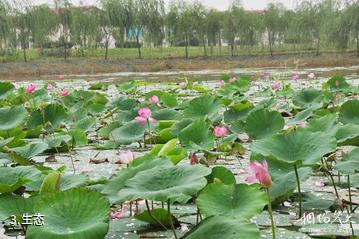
2,66 -> 359,239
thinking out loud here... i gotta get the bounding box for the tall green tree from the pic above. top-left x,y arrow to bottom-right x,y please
27,5 -> 57,51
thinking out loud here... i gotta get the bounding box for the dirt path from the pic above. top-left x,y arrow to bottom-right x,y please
1,52 -> 359,81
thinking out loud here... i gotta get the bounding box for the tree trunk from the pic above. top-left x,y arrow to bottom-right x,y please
356,33 -> 359,57
269,33 -> 273,57
210,41 -> 214,56
185,33 -> 188,59
315,37 -> 321,56
22,47 -> 27,62
105,35 -> 109,60
218,31 -> 222,55
202,37 -> 207,56
136,35 -> 141,59
230,41 -> 234,57
63,28 -> 67,61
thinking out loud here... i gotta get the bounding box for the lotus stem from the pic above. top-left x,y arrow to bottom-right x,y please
324,160 -> 339,199
348,175 -> 353,213
145,200 -> 168,231
147,120 -> 152,145
167,199 -> 178,239
266,188 -> 276,239
345,206 -> 355,237
294,164 -> 302,218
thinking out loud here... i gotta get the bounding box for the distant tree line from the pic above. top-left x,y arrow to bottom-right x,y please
0,0 -> 359,61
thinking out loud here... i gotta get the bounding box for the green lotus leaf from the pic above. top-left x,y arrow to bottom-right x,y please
117,80 -> 138,92
45,135 -> 72,149
111,97 -> 137,111
73,116 -> 95,132
87,103 -> 106,115
0,166 -> 41,193
178,119 -> 214,150
334,147 -> 359,175
197,183 -> 266,219
44,104 -> 69,129
339,99 -> 359,125
206,166 -> 236,185
224,100 -> 254,123
0,194 -> 38,220
10,142 -> 48,159
304,114 -> 338,136
152,109 -> 180,120
0,105 -> 27,131
252,157 -> 312,201
251,131 -> 336,165
134,208 -> 179,227
0,82 -> 15,99
68,128 -> 88,147
26,188 -> 110,239
110,121 -> 145,145
326,76 -> 350,90
292,88 -> 322,108
287,104 -> 321,125
335,124 -> 359,146
150,139 -> 187,164
102,157 -> 173,203
40,172 -> 61,194
183,216 -> 260,239
183,95 -> 222,120
113,164 -> 211,204
171,119 -> 192,136
244,108 -> 284,139
146,90 -> 178,107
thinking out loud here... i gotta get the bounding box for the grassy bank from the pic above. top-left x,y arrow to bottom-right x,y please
1,51 -> 359,81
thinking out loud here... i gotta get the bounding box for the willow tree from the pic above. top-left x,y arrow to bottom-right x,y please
27,5 -> 57,51
70,6 -> 100,51
0,0 -> 10,48
347,1 -> 359,56
206,9 -> 223,55
12,0 -> 32,62
223,6 -> 245,57
144,0 -> 165,48
263,3 -> 285,57
54,0 -> 72,61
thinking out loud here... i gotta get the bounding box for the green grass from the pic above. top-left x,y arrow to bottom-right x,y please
0,44 -> 357,63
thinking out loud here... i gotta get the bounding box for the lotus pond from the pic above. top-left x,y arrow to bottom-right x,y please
0,68 -> 359,239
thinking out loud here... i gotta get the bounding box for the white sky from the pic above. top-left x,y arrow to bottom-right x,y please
31,0 -> 296,10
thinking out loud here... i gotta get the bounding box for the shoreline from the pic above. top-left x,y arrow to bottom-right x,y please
1,52 -> 359,81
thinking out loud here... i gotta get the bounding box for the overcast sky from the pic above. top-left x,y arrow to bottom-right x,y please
31,0 -> 296,10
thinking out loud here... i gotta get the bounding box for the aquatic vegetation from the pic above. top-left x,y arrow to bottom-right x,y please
0,72 -> 358,239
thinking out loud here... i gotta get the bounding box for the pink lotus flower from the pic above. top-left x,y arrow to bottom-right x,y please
245,160 -> 272,188
271,81 -> 281,90
110,206 -> 128,219
219,80 -> 225,86
59,90 -> 69,97
190,153 -> 198,165
335,93 -> 342,102
230,75 -> 237,82
134,107 -> 157,125
335,80 -> 340,87
117,150 -> 136,164
308,73 -> 316,80
25,84 -> 36,94
59,74 -> 65,80
47,83 -> 54,92
292,74 -> 300,81
149,95 -> 159,104
179,82 -> 186,87
214,126 -> 228,138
